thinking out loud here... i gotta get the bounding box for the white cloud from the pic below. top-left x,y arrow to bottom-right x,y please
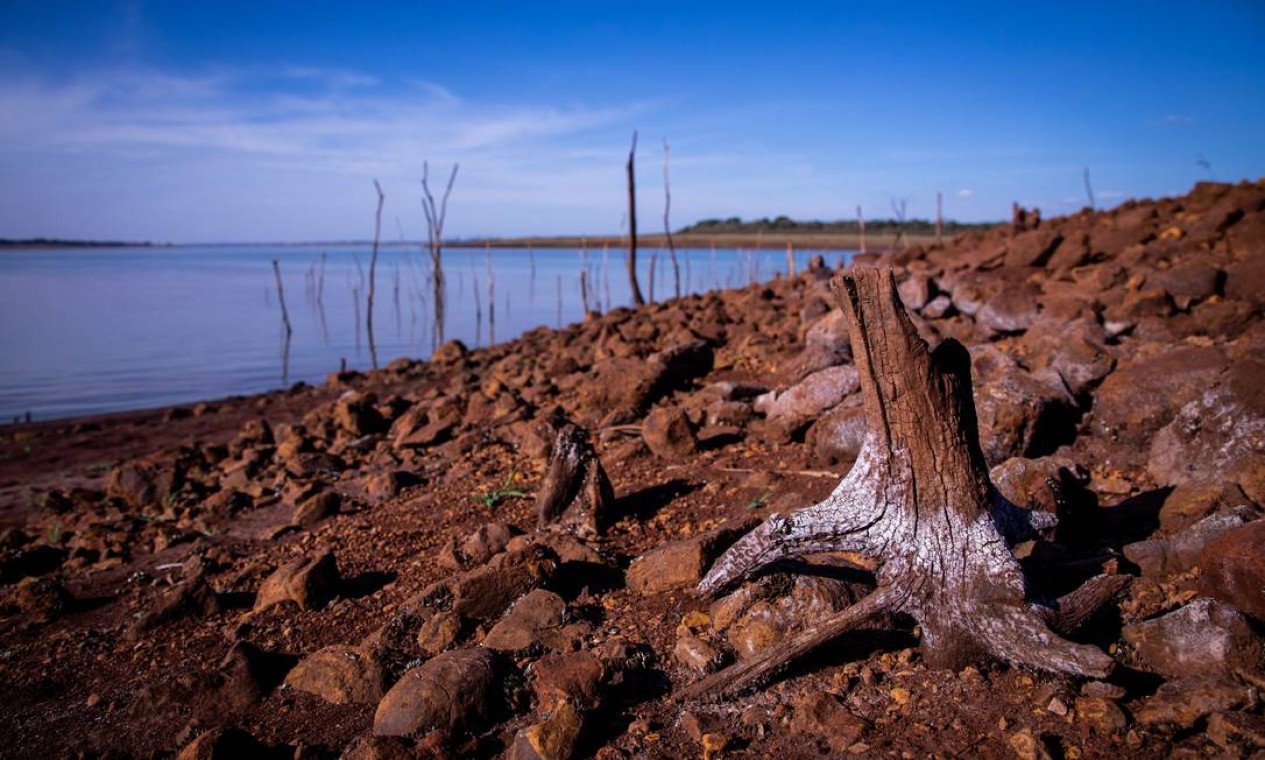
956,187 -> 972,198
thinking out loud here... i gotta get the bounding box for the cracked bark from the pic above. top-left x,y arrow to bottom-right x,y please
680,267 -> 1119,702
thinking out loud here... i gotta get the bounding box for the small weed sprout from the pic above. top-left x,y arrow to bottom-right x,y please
47,520 -> 63,547
746,490 -> 773,510
473,466 -> 530,510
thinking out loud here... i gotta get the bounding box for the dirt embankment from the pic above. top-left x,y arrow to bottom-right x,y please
1,180 -> 1263,758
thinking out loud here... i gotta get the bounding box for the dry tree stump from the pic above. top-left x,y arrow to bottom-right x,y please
681,267 -> 1124,702
535,422 -> 615,539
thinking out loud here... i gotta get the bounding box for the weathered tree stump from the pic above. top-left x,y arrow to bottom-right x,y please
681,267 -> 1122,702
535,423 -> 615,539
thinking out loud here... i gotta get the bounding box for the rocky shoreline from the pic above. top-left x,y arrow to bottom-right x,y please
1,180 -> 1263,758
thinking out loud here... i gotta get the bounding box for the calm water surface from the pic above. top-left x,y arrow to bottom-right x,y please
0,244 -> 850,421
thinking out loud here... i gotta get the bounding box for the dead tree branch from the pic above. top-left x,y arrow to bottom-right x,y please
367,179 -> 384,369
626,131 -> 645,306
663,138 -> 681,299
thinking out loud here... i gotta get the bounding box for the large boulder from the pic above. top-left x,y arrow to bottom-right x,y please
1146,357 -> 1265,489
1121,598 -> 1262,679
970,346 -> 1078,463
1199,520 -> 1265,622
1091,345 -> 1228,449
754,365 -> 860,438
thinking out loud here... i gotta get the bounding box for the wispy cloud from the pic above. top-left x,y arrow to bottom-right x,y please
1151,113 -> 1193,127
0,66 -> 667,239
956,187 -> 972,198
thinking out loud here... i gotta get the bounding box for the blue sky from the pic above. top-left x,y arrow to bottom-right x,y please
1,1 -> 1262,243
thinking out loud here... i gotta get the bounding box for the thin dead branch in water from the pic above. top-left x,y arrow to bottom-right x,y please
663,138 -> 681,299
626,131 -> 645,306
367,179 -> 384,369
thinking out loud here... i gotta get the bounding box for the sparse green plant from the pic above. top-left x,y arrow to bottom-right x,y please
747,490 -> 773,510
47,520 -> 63,547
472,466 -> 530,510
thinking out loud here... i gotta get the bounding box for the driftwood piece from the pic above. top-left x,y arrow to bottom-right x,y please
535,423 -> 615,539
681,267 -> 1119,702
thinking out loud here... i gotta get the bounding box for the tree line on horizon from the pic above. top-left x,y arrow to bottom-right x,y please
678,215 -> 997,236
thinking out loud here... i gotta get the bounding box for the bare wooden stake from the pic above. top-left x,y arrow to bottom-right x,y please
486,244 -> 496,344
857,205 -> 866,255
626,130 -> 645,306
935,190 -> 943,248
271,259 -> 293,339
680,267 -> 1120,702
367,179 -> 384,369
663,138 -> 681,299
785,242 -> 796,277
422,162 -> 458,349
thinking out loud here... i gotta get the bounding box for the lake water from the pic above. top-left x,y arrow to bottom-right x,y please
0,244 -> 850,422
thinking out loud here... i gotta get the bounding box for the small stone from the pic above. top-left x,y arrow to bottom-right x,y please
254,551 -> 339,612
1207,711 -> 1265,752
626,525 -> 750,595
1046,696 -> 1068,717
415,609 -> 463,656
673,634 -> 723,673
483,589 -> 570,653
530,650 -> 605,709
510,699 -> 586,760
13,577 -> 71,622
790,691 -> 867,753
641,405 -> 698,460
701,732 -> 729,760
177,728 -> 269,760
1075,697 -> 1127,733
1008,728 -> 1053,760
1080,681 -> 1126,700
292,490 -> 340,527
1135,677 -> 1251,728
890,688 -> 911,706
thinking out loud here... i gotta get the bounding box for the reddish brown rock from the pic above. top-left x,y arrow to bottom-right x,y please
106,457 -> 176,509
1200,520 -> 1265,622
292,490 -> 340,528
254,551 -> 339,612
530,650 -> 605,709
970,346 -> 1077,463
508,699 -> 585,760
641,404 -> 698,460
1146,357 -> 1265,488
976,286 -> 1039,334
1158,482 -> 1252,533
1005,230 -> 1064,268
285,645 -> 385,705
754,365 -> 860,437
483,589 -> 575,653
789,691 -> 868,753
1122,598 -> 1262,679
373,648 -> 507,738
1091,345 -> 1227,447
625,518 -> 758,595
1135,678 -> 1252,729
806,403 -> 866,465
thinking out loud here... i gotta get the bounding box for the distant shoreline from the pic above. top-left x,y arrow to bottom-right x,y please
0,230 -> 961,252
